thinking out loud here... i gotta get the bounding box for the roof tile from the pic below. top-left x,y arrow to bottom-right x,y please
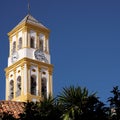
0,100 -> 24,118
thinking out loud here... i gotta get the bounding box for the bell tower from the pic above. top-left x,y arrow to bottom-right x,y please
5,14 -> 53,102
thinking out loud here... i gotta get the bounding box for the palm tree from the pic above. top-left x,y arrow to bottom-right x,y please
19,96 -> 62,120
108,86 -> 120,120
39,96 -> 62,120
57,86 -> 108,120
57,86 -> 93,120
19,101 -> 41,120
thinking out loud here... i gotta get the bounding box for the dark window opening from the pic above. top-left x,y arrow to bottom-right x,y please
9,80 -> 14,100
30,36 -> 35,48
39,40 -> 43,51
16,76 -> 21,97
12,41 -> 16,54
41,78 -> 47,98
31,76 -> 36,95
18,37 -> 22,49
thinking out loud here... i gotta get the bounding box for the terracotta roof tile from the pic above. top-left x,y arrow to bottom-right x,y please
0,100 -> 24,118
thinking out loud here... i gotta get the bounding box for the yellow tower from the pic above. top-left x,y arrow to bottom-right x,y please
5,14 -> 53,102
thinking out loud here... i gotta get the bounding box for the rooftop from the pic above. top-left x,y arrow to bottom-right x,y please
0,101 -> 24,118
8,14 -> 49,35
18,14 -> 48,29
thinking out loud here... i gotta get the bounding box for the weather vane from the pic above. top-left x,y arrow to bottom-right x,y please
28,0 -> 30,14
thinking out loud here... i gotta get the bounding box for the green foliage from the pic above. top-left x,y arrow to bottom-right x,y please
108,86 -> 120,120
57,86 -> 108,120
19,101 -> 41,120
19,96 -> 62,120
0,112 -> 16,120
37,96 -> 62,120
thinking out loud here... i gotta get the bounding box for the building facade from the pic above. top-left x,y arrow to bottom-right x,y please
5,14 -> 53,102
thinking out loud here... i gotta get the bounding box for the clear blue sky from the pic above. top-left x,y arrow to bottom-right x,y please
0,0 -> 120,104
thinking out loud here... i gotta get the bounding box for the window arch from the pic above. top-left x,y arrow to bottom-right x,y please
41,77 -> 47,98
18,37 -> 22,49
16,76 -> 21,97
12,41 -> 16,53
30,36 -> 35,48
9,80 -> 14,100
31,75 -> 36,95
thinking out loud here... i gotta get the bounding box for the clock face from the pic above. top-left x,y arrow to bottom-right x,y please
11,51 -> 19,63
34,49 -> 48,63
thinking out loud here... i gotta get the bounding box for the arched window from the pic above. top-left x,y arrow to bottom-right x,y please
39,34 -> 44,51
39,39 -> 43,51
9,80 -> 14,100
18,37 -> 22,49
30,36 -> 35,48
12,41 -> 16,53
31,76 -> 36,95
41,77 -> 47,98
16,76 -> 21,97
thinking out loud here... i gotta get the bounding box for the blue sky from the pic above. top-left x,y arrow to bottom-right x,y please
0,0 -> 120,104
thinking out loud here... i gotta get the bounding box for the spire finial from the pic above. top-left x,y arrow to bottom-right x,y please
28,0 -> 30,14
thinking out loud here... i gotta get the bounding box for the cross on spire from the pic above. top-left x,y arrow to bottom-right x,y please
28,0 -> 30,14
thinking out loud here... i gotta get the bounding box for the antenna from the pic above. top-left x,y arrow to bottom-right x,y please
27,0 -> 30,14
